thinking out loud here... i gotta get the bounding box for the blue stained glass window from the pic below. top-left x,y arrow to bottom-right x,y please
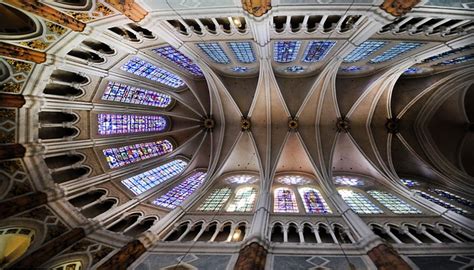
122,159 -> 188,195
434,53 -> 474,66
102,81 -> 172,108
152,46 -> 203,77
298,187 -> 332,214
340,66 -> 363,72
231,66 -> 249,73
153,171 -> 207,209
97,114 -> 168,135
415,190 -> 469,215
302,41 -> 336,62
274,188 -> 299,213
343,41 -> 387,63
370,42 -> 423,64
273,41 -> 301,63
422,44 -> 474,63
400,178 -> 419,187
333,176 -> 364,186
404,67 -> 420,74
121,57 -> 185,88
430,189 -> 474,208
285,66 -> 304,73
197,43 -> 230,64
103,139 -> 173,169
228,42 -> 256,63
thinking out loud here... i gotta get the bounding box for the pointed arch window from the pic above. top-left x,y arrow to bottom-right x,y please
370,42 -> 423,64
103,139 -> 174,169
430,189 -> 473,209
422,44 -> 474,63
273,41 -> 301,63
400,178 -> 419,187
153,171 -> 207,209
227,187 -> 257,212
333,175 -> 364,186
343,41 -> 387,63
152,46 -> 203,77
225,174 -> 258,184
97,114 -> 169,135
121,57 -> 185,88
274,188 -> 299,213
228,42 -> 256,63
415,190 -> 469,215
197,187 -> 231,211
434,54 -> 474,66
367,190 -> 420,214
298,187 -> 332,214
197,43 -> 230,64
276,175 -> 311,185
302,41 -> 336,62
338,189 -> 383,214
101,81 -> 173,108
121,159 -> 187,195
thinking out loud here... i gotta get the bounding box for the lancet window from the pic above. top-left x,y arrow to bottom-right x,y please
101,81 -> 173,108
103,140 -> 173,169
97,114 -> 168,135
153,171 -> 207,208
121,57 -> 185,88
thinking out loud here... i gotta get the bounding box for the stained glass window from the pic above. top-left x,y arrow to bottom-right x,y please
152,46 -> 203,77
343,41 -> 387,63
276,175 -> 311,185
422,44 -> 474,63
197,43 -> 230,64
121,57 -> 185,88
231,66 -> 249,73
273,188 -> 299,213
153,171 -> 207,209
197,187 -> 231,211
298,187 -> 332,214
225,174 -> 258,184
103,140 -> 173,169
400,178 -> 419,187
403,67 -> 421,74
285,66 -> 304,73
415,190 -> 469,215
338,189 -> 383,214
434,53 -> 474,66
302,41 -> 336,62
227,187 -> 257,212
102,81 -> 172,108
121,159 -> 188,195
367,190 -> 421,214
340,66 -> 363,72
228,42 -> 256,63
97,114 -> 168,135
333,176 -> 364,186
370,42 -> 423,64
430,189 -> 474,208
273,41 -> 301,63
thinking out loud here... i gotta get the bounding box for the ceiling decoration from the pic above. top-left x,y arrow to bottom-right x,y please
1,1 -> 473,268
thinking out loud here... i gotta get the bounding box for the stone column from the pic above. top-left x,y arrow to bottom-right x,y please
367,244 -> 412,270
234,241 -> 268,270
10,227 -> 87,269
0,191 -> 47,219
